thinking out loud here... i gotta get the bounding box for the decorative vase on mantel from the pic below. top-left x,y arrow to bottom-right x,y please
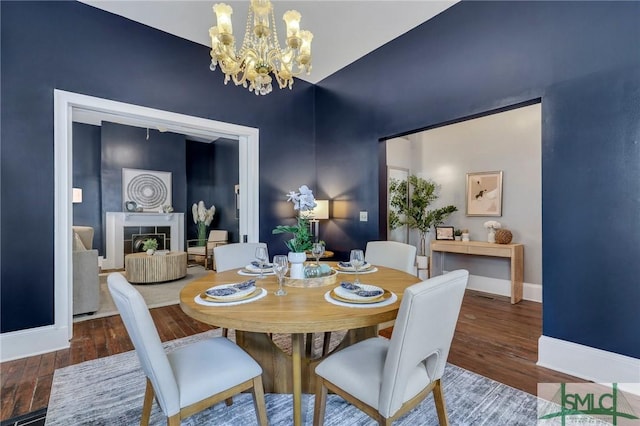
487,229 -> 496,243
288,251 -> 306,279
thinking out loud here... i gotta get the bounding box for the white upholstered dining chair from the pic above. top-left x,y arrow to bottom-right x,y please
313,269 -> 469,426
364,240 -> 417,275
213,242 -> 269,272
212,242 -> 269,338
107,273 -> 268,426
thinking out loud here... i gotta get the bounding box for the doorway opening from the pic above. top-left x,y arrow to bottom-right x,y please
381,102 -> 542,301
54,89 -> 260,350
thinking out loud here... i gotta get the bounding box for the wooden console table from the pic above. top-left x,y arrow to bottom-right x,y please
430,240 -> 524,304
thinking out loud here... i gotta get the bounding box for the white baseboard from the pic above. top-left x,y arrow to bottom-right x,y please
463,273 -> 542,303
538,335 -> 640,384
0,324 -> 70,362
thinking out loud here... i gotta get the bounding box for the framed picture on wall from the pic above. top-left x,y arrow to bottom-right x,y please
435,226 -> 455,240
466,171 -> 503,216
122,168 -> 172,212
387,166 -> 409,244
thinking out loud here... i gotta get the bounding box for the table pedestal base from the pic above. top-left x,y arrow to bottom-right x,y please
235,326 -> 378,426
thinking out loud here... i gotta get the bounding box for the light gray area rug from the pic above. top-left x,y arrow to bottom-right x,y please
47,330 -> 540,425
74,265 -> 210,322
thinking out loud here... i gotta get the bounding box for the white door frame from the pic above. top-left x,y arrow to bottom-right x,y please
0,89 -> 260,361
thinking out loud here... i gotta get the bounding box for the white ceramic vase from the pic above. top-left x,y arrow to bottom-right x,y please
146,249 -> 155,255
288,251 -> 306,279
487,229 -> 496,243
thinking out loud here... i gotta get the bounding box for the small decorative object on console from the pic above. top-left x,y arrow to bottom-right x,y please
483,220 -> 502,243
495,229 -> 513,244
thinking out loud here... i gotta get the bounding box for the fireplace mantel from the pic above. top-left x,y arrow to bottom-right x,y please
103,212 -> 184,269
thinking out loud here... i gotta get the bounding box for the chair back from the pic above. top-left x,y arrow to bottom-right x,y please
208,230 -> 228,242
364,241 -> 417,274
213,242 -> 269,272
72,226 -> 94,250
378,269 -> 468,418
107,273 -> 180,416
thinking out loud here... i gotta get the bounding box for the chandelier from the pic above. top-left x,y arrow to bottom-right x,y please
209,1 -> 313,96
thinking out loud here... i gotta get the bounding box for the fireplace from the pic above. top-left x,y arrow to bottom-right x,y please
104,212 -> 184,269
130,233 -> 166,253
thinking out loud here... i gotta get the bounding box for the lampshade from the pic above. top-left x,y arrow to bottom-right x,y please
310,199 -> 329,220
72,188 -> 83,204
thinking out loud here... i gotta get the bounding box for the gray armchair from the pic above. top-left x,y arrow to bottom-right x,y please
72,226 -> 100,315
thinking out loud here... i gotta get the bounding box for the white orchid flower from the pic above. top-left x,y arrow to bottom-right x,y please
192,200 -> 216,225
483,220 -> 502,229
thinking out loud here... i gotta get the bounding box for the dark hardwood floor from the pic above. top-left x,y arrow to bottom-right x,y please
0,290 -> 583,421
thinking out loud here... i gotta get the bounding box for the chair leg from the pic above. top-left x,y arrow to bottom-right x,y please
222,328 -> 228,338
251,375 -> 269,426
225,397 -> 233,406
141,379 -> 154,426
322,332 -> 332,356
167,414 -> 180,426
313,377 -> 328,426
433,379 -> 450,426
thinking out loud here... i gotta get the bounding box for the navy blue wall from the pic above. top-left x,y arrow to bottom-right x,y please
186,139 -> 240,243
100,122 -> 187,230
316,1 -> 640,358
0,1 -> 315,333
2,0 -> 639,361
72,123 -> 103,253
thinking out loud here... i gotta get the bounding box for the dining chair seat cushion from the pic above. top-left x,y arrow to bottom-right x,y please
168,337 -> 263,408
315,336 -> 430,410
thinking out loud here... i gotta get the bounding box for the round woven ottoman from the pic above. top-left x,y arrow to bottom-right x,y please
125,252 -> 187,284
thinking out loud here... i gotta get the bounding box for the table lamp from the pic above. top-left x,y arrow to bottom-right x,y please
308,199 -> 329,242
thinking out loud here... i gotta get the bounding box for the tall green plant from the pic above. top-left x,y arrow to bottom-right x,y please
389,175 -> 457,255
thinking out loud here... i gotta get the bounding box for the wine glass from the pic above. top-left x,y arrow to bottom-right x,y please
255,246 -> 268,279
272,255 -> 289,296
311,242 -> 325,266
350,249 -> 365,285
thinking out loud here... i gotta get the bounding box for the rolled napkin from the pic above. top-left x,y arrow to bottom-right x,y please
335,282 -> 384,301
232,279 -> 256,290
337,261 -> 370,270
205,279 -> 256,298
340,282 -> 361,291
251,261 -> 273,269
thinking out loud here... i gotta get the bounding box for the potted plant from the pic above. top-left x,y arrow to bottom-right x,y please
191,201 -> 216,246
142,238 -> 158,255
389,175 -> 458,259
272,185 -> 316,279
454,229 -> 463,241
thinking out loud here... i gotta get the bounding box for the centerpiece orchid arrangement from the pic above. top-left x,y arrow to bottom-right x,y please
272,185 -> 316,253
483,220 -> 502,230
192,201 -> 216,246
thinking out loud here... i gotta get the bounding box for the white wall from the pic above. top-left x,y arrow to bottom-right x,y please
388,104 -> 542,288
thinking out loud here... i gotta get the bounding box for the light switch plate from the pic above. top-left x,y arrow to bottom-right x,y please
359,211 -> 368,221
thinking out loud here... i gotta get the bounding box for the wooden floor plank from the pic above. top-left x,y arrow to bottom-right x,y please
0,290 -> 585,422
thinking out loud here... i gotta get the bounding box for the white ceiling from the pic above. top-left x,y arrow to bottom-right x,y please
78,1 -> 458,84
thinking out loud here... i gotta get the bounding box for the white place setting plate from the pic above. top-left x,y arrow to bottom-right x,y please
195,280 -> 267,306
335,261 -> 373,272
237,262 -> 274,275
203,280 -> 257,301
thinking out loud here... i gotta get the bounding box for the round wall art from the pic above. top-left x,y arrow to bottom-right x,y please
122,168 -> 172,211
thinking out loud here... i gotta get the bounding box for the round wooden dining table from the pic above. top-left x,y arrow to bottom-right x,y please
179,263 -> 420,426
